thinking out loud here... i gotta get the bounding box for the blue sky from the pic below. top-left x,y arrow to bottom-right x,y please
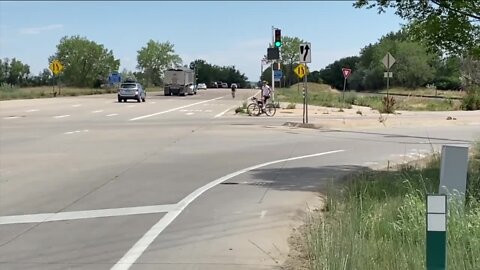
0,1 -> 405,81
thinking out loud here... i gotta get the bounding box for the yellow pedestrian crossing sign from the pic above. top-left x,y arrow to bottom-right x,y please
294,63 -> 308,79
49,60 -> 64,75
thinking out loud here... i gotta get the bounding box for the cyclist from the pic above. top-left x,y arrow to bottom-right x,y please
261,81 -> 272,109
231,83 -> 237,98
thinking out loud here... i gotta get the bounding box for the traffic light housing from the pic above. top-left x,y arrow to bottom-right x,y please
274,29 -> 281,48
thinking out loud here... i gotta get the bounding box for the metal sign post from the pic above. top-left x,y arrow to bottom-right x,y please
304,63 -> 308,123
382,53 -> 396,99
426,194 -> 447,270
299,43 -> 311,123
341,68 -> 351,109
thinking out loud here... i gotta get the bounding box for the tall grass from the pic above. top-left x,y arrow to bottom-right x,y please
276,84 -> 461,112
306,147 -> 480,270
0,85 -> 134,100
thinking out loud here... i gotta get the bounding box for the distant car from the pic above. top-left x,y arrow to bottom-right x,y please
197,83 -> 207,90
222,82 -> 228,88
117,82 -> 146,102
230,83 -> 238,89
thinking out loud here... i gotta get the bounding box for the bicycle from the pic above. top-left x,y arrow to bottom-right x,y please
247,97 -> 276,117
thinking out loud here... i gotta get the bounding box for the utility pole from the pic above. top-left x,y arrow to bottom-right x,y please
271,26 -> 275,102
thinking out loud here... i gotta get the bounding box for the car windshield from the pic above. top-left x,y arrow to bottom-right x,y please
121,83 -> 137,89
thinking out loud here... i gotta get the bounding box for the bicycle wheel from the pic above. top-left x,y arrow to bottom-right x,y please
264,103 -> 276,116
247,103 -> 260,116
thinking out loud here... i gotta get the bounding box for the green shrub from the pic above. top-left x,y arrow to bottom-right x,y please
381,96 -> 396,113
461,89 -> 480,111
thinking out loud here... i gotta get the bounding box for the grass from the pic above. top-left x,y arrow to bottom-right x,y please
0,85 -> 163,101
377,87 -> 466,99
276,83 -> 462,112
305,143 -> 480,270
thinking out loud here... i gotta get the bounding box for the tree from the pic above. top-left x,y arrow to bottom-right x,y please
354,0 -> 480,57
50,36 -> 120,88
120,68 -> 137,82
319,56 -> 360,90
279,36 -> 306,87
191,59 -> 248,87
136,40 -> 182,86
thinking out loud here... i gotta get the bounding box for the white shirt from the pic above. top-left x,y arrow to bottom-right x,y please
262,85 -> 271,96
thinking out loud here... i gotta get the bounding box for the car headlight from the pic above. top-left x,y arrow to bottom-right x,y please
135,91 -> 139,95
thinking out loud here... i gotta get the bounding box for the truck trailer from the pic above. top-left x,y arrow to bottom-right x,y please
164,68 -> 195,96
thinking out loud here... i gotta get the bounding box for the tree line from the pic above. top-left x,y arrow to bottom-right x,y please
259,0 -> 479,92
1,36 -> 249,88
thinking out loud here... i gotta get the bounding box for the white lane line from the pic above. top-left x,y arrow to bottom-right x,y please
363,161 -> 379,166
180,109 -> 188,112
130,97 -> 223,121
92,110 -> 104,113
112,149 -> 345,270
106,113 -> 118,117
72,104 -> 82,107
3,116 -> 21,119
260,210 -> 267,219
0,204 -> 178,225
26,109 -> 39,112
64,130 -> 89,135
53,115 -> 70,119
186,112 -> 195,116
214,106 -> 235,118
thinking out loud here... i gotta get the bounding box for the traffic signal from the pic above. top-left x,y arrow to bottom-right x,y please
274,29 -> 281,48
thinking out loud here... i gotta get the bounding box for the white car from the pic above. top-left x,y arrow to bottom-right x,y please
197,83 -> 207,90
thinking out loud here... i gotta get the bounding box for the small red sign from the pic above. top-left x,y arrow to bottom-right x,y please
342,68 -> 352,79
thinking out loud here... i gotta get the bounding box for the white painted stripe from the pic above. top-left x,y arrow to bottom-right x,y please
26,109 -> 39,112
72,104 -> 82,107
0,204 -> 177,225
92,110 -> 104,113
214,106 -> 235,118
427,214 -> 446,231
53,115 -> 70,119
363,161 -> 379,166
3,116 -> 21,119
112,149 -> 345,269
130,97 -> 223,121
106,114 -> 118,117
186,112 -> 194,116
64,130 -> 89,135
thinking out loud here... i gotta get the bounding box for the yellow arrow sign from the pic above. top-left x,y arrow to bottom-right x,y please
49,60 -> 64,75
294,63 -> 308,79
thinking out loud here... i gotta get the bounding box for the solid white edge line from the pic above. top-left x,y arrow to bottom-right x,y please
0,204 -> 178,225
130,97 -> 223,121
111,149 -> 345,269
53,115 -> 70,119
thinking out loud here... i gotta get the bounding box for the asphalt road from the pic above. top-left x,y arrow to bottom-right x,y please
0,89 -> 479,269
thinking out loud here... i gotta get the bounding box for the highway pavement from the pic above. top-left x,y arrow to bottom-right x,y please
0,89 -> 479,269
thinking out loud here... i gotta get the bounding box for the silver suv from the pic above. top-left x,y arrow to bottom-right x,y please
118,82 -> 146,103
